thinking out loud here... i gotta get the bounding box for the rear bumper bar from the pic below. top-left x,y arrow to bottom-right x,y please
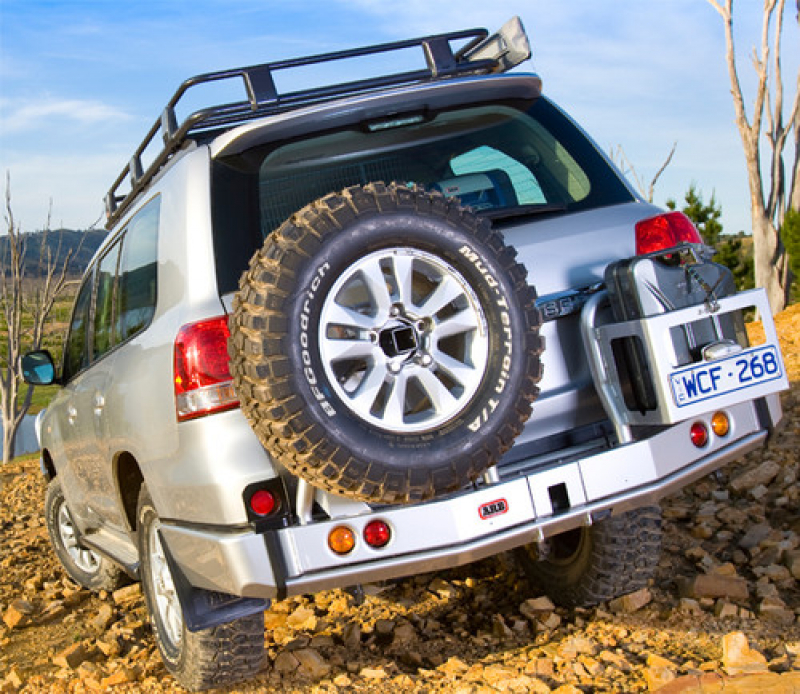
160,395 -> 779,600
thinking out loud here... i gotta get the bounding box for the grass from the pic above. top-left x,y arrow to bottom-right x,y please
21,385 -> 60,415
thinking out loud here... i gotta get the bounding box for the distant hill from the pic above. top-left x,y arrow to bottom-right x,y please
0,228 -> 107,279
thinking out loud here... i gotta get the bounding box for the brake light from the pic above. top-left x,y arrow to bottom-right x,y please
363,520 -> 391,548
690,421 -> 709,448
635,212 -> 702,255
174,316 -> 239,421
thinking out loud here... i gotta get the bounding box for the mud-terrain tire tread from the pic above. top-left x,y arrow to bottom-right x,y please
136,488 -> 265,691
519,505 -> 663,607
44,477 -> 126,592
230,182 -> 544,504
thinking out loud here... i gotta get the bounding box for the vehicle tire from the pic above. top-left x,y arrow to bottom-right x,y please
44,477 -> 126,591
517,506 -> 663,607
230,182 -> 544,504
136,488 -> 265,691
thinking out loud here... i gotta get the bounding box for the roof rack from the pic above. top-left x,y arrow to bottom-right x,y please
104,17 -> 531,226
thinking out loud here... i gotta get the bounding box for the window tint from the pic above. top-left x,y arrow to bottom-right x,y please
93,240 -> 122,361
117,198 -> 159,342
450,146 -> 546,206
254,98 -> 632,235
212,97 -> 634,294
63,274 -> 93,382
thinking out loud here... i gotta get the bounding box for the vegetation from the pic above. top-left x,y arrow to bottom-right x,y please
667,184 -> 755,292
706,0 -> 799,314
781,208 -> 800,301
1,177 -> 92,464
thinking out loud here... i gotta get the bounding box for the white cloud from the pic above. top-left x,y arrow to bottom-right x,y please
1,97 -> 132,134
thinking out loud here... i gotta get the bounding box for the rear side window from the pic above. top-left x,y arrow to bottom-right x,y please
60,196 -> 160,382
117,200 -> 159,341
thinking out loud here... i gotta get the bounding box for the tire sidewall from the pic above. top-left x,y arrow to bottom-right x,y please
523,526 -> 594,589
283,209 -> 529,466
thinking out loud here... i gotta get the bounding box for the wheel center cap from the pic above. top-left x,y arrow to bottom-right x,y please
379,323 -> 417,358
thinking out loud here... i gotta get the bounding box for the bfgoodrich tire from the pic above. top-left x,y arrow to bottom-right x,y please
230,182 -> 543,504
517,506 -> 663,607
44,477 -> 126,592
137,488 -> 265,691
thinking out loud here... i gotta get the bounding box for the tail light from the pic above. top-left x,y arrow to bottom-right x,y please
690,421 -> 709,448
174,316 -> 239,421
363,520 -> 391,548
635,212 -> 702,255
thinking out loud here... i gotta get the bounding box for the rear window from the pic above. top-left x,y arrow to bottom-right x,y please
212,97 -> 633,293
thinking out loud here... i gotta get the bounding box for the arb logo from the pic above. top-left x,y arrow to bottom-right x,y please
479,498 -> 508,520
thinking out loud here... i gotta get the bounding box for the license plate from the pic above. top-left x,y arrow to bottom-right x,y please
670,344 -> 784,408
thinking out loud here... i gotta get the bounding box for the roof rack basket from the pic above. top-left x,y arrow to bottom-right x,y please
104,17 -> 531,226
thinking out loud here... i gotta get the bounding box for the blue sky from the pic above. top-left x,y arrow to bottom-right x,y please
1,0 -> 797,235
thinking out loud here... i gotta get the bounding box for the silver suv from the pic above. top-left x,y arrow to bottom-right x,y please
23,18 -> 788,690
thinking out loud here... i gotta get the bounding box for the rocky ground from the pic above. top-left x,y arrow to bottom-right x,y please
1,306 -> 799,694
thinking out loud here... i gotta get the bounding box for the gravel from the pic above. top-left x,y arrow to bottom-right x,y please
1,305 -> 799,693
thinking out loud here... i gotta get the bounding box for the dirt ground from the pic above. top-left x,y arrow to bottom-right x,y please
1,306 -> 799,693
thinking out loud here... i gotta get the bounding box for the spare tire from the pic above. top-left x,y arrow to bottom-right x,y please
229,182 -> 543,504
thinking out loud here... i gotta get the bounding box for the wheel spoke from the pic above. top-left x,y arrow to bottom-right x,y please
390,254 -> 416,308
414,368 -> 458,413
419,275 -> 464,316
324,301 -> 376,331
382,373 -> 408,426
58,501 -> 101,574
358,256 -> 393,320
323,337 -> 378,363
347,360 -> 388,412
435,308 -> 480,339
431,350 -> 475,388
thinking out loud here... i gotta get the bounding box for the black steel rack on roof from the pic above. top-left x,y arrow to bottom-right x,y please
104,16 -> 531,227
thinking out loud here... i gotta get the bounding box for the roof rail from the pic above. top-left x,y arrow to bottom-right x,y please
104,17 -> 531,226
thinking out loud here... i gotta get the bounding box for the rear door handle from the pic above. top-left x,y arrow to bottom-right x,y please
93,394 -> 105,417
67,406 -> 77,425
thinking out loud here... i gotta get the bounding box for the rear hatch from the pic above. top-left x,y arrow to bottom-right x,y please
211,80 -> 646,457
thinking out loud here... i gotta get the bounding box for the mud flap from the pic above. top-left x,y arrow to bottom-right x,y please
157,529 -> 269,632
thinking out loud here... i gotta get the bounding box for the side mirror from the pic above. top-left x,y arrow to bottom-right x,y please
21,350 -> 57,386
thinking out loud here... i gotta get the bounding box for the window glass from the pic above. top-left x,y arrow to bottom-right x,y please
63,274 -> 93,382
450,145 -> 546,206
92,240 -> 122,360
254,99 -> 631,236
117,198 -> 159,342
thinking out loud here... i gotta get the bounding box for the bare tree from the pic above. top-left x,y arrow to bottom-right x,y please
1,174 -> 75,464
609,142 -> 677,203
707,0 -> 800,314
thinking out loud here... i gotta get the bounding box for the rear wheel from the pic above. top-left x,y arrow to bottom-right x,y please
137,488 -> 265,690
517,506 -> 663,607
44,477 -> 125,591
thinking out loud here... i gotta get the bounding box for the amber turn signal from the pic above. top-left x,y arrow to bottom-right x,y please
711,411 -> 730,437
328,526 -> 356,555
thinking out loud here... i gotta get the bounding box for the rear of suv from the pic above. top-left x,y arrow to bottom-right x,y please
23,18 -> 788,690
